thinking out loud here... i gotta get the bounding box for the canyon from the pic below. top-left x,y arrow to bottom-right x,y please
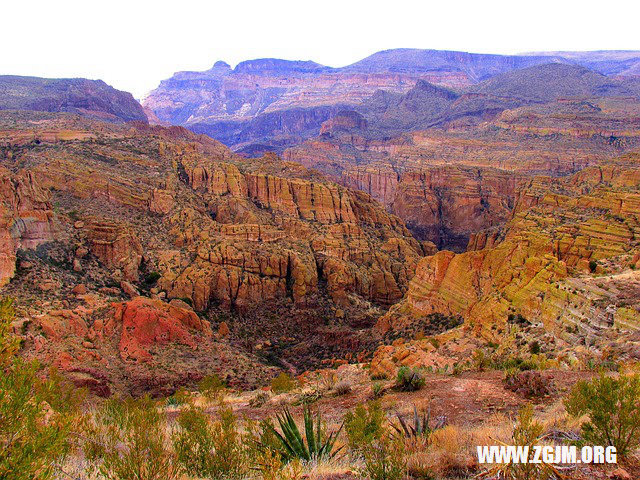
1,49 -> 640,399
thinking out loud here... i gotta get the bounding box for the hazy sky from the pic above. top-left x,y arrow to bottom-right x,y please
4,0 -> 639,99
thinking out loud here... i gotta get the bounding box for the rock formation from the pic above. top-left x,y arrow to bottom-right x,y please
0,76 -> 147,123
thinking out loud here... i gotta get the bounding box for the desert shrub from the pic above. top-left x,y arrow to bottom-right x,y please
166,388 -> 190,407
82,396 -> 178,480
0,297 -> 80,480
319,370 -> 337,391
254,448 -> 304,480
371,371 -> 389,381
293,390 -> 322,406
503,369 -> 552,398
396,366 -> 426,391
482,404 -> 559,480
344,401 -> 385,453
198,374 -> 226,399
261,405 -> 343,462
172,405 -> 247,479
589,260 -> 598,273
529,340 -> 541,354
372,381 -> 384,398
360,434 -> 406,480
333,379 -> 352,396
271,372 -> 297,394
471,349 -> 493,371
565,373 -> 640,456
391,405 -> 446,442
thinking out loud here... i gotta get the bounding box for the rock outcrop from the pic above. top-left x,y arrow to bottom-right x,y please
0,168 -> 53,286
378,163 -> 640,338
109,296 -> 212,363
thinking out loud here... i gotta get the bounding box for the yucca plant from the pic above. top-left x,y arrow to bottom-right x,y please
263,405 -> 343,462
391,404 -> 445,441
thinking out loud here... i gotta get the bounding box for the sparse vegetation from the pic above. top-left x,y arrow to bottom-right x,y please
271,372 -> 297,394
504,369 -> 552,398
82,396 -> 179,480
360,434 -> 406,480
391,405 -> 445,442
344,401 -> 385,453
333,379 -> 352,395
0,297 -> 81,480
172,404 -> 247,479
198,374 -> 226,399
396,366 -> 426,391
565,373 -> 640,456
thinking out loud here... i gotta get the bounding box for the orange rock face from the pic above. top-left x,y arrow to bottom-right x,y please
1,111 -> 424,392
378,163 -> 640,338
86,220 -> 143,282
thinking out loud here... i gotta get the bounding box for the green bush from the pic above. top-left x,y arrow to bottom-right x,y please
483,404 -> 558,480
344,401 -> 385,453
565,373 -> 640,456
589,260 -> 598,273
271,372 -> 297,394
166,388 -> 190,407
372,381 -> 384,398
360,434 -> 406,480
198,374 -> 226,399
172,405 -> 247,479
396,366 -> 426,391
0,297 -> 79,480
82,396 -> 178,480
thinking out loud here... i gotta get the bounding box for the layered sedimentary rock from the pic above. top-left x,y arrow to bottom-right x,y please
284,95 -> 640,250
0,168 -> 53,286
378,163 -> 640,337
0,111 -> 423,392
369,162 -> 640,377
343,164 -> 521,249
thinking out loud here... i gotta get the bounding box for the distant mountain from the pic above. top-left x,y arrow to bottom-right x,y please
342,48 -> 564,81
0,76 -> 147,123
468,63 -> 636,102
523,50 -> 640,76
143,49 -> 640,151
312,63 -> 640,140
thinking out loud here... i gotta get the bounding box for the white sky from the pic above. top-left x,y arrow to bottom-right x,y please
3,0 -> 640,99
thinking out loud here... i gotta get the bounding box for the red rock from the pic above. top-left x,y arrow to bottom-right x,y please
38,310 -> 88,340
71,284 -> 88,295
111,296 -> 212,363
0,168 -> 53,287
87,220 -> 142,282
120,281 -> 139,298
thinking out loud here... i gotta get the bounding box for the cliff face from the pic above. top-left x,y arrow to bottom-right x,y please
0,111 -> 423,394
369,162 -> 640,378
377,163 -> 640,336
0,168 -> 53,287
343,164 -> 521,249
143,55 -> 640,154
284,96 -> 640,250
0,76 -> 147,123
